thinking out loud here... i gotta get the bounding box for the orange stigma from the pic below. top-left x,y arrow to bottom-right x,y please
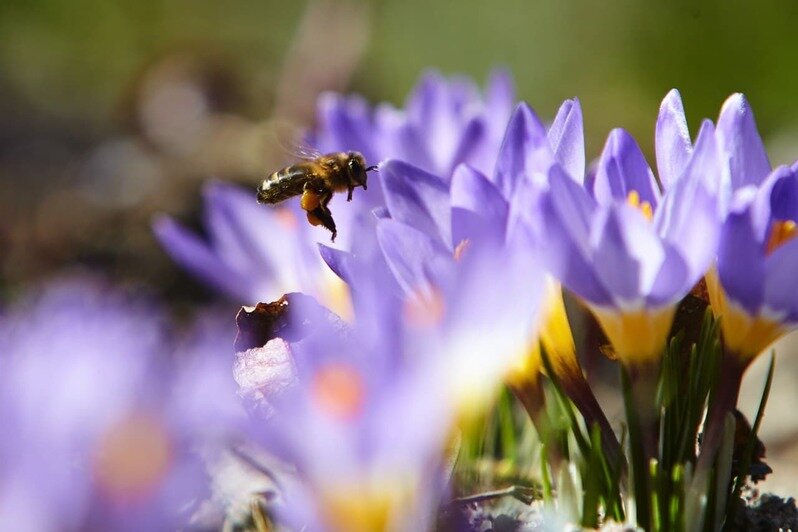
627,190 -> 653,221
453,239 -> 471,262
312,363 -> 366,421
766,220 -> 797,255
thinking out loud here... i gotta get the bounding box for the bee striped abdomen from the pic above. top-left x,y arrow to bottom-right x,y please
257,164 -> 312,204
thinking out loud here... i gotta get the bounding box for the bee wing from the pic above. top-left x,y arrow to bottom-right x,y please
289,140 -> 323,161
271,120 -> 323,162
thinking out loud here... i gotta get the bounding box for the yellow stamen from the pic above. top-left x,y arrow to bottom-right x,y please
627,190 -> 654,221
93,412 -> 172,501
312,363 -> 365,421
766,220 -> 798,255
590,305 -> 676,365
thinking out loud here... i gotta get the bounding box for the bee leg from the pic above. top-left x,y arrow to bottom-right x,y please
308,206 -> 337,241
347,185 -> 354,202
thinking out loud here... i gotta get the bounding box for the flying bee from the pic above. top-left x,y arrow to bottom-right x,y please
257,150 -> 378,241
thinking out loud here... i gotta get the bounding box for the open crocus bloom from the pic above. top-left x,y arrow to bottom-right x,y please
541,120 -> 723,365
710,164 -> 798,362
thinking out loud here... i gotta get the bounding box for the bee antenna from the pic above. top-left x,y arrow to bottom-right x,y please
366,165 -> 379,172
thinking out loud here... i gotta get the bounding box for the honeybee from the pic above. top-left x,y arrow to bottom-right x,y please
257,150 -> 378,241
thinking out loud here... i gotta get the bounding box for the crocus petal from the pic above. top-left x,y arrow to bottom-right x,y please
450,164 -> 508,245
393,123 -> 436,174
655,89 -> 693,189
318,244 -> 353,284
716,93 -> 771,190
492,102 -> 552,199
546,165 -> 598,251
718,208 -> 766,314
153,215 -> 250,300
540,178 -> 613,306
314,93 -> 377,162
447,118 -> 487,177
647,244 -> 691,307
591,205 -> 665,307
764,237 -> 798,320
381,160 -> 452,247
485,68 -> 515,123
547,98 -> 585,183
593,128 -> 660,207
654,125 -> 722,281
376,220 -> 453,295
766,166 -> 798,222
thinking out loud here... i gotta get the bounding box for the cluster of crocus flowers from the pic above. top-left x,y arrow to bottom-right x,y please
145,71 -> 798,530
0,278 -> 245,530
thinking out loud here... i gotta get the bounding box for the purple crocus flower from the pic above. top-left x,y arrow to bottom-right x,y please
155,71 -> 520,309
542,118 -> 723,365
655,89 -> 771,207
240,228 -> 543,531
710,165 -> 798,361
309,69 -> 516,180
0,278 -> 243,531
153,182 -> 349,312
656,89 -> 798,362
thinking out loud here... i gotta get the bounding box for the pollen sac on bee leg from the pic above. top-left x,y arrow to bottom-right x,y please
301,189 -> 321,211
306,211 -> 323,226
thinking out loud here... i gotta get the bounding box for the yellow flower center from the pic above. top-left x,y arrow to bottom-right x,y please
312,363 -> 366,421
590,305 -> 676,365
766,220 -> 798,255
627,190 -> 654,221
706,268 -> 787,361
93,411 -> 173,502
506,280 -> 579,385
322,269 -> 353,321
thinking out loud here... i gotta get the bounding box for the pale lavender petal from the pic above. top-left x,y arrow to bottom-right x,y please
485,69 -> 515,128
764,237 -> 798,320
313,93 -> 377,162
647,244 -> 691,307
655,89 -> 693,189
376,220 -> 453,295
492,103 -> 552,199
546,165 -> 598,250
766,166 -> 798,222
318,244 -> 353,284
716,93 -> 771,190
447,118 -> 487,177
718,208 -> 765,314
591,205 -> 665,305
592,128 -> 660,207
654,126 -> 722,280
381,159 -> 452,247
540,177 -> 612,305
393,123 -> 436,173
153,215 -> 250,300
449,164 -> 508,245
547,98 -> 585,182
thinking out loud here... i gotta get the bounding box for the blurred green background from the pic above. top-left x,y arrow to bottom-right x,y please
3,0 -> 798,297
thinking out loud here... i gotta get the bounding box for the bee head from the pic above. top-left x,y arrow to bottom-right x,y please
346,151 -> 376,191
